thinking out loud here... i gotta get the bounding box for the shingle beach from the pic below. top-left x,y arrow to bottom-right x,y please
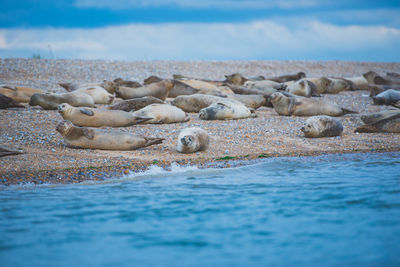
1,59 -> 399,185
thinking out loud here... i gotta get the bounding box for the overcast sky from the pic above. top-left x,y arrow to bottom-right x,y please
0,0 -> 399,61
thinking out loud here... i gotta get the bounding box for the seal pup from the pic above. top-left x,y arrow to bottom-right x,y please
116,80 -> 173,100
107,96 -> 165,112
372,89 -> 400,107
0,85 -> 44,103
266,72 -> 306,83
29,92 -> 95,110
131,104 -> 189,124
285,79 -> 319,97
301,116 -> 343,138
75,86 -> 114,104
355,109 -> 400,133
56,120 -> 164,150
176,127 -> 209,153
0,94 -> 24,109
58,103 -> 151,127
270,92 -> 357,117
171,94 -> 224,113
199,100 -> 254,120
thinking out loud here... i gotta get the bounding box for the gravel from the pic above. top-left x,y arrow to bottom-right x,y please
0,58 -> 399,185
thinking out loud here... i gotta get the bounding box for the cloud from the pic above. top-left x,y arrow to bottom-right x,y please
74,0 -> 323,9
0,20 -> 399,61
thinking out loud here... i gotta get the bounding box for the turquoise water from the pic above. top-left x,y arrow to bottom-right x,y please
1,152 -> 400,267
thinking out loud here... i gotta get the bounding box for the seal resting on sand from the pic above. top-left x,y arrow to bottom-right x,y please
29,92 -> 95,110
0,85 -> 44,103
372,89 -> 400,108
355,109 -> 400,133
199,100 -> 254,120
176,127 -> 209,153
301,116 -> 343,138
270,92 -> 357,117
131,104 -> 189,124
107,96 -> 164,112
58,103 -> 151,127
116,80 -> 173,100
0,94 -> 24,109
56,120 -> 164,150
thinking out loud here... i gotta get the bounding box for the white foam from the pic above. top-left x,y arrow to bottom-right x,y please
122,163 -> 200,179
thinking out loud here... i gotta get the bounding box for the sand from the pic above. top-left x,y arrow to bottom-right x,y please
0,59 -> 399,185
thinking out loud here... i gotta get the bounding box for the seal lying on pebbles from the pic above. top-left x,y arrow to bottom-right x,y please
372,89 -> 400,107
176,127 -> 209,153
58,103 -> 151,127
107,96 -> 164,112
131,104 -> 189,124
30,92 -> 95,110
325,78 -> 354,94
56,120 -> 164,150
59,81 -> 117,94
301,116 -> 343,138
74,86 -> 114,104
355,109 -> 400,133
266,72 -> 306,83
227,94 -> 266,109
285,79 -> 319,97
116,80 -> 173,100
169,80 -> 200,98
113,78 -> 142,88
270,92 -> 357,117
171,94 -> 224,113
144,76 -> 162,85
244,80 -> 280,91
0,94 -> 24,109
0,85 -> 44,103
199,100 -> 254,120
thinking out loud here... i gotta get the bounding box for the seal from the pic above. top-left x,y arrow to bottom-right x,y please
116,80 -> 173,100
58,103 -> 151,127
227,94 -> 266,109
244,80 -> 280,91
75,86 -> 114,104
131,104 -> 190,124
325,78 -> 354,94
171,94 -> 224,113
169,80 -> 200,98
176,127 -> 210,153
199,100 -> 254,120
0,94 -> 24,109
285,79 -> 319,97
143,75 -> 162,85
363,71 -> 400,85
56,120 -> 164,150
113,78 -> 142,88
372,89 -> 400,107
266,72 -> 306,83
223,73 -> 248,85
304,77 -> 331,94
107,96 -> 165,112
29,92 -> 95,110
300,116 -> 343,138
0,85 -> 44,103
269,92 -> 357,117
343,76 -> 370,90
59,81 -> 117,94
355,109 -> 400,133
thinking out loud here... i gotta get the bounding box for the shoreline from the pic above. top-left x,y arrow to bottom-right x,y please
2,149 -> 399,186
1,59 -> 400,185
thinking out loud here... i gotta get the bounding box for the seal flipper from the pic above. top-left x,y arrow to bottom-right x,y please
143,137 -> 165,147
79,108 -> 94,116
82,128 -> 95,140
341,108 -> 358,115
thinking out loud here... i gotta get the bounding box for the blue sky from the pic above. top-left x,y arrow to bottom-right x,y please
0,0 -> 400,61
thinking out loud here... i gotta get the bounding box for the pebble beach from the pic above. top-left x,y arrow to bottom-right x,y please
1,58 -> 399,185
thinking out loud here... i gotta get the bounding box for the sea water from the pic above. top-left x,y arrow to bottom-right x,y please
1,152 -> 400,267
